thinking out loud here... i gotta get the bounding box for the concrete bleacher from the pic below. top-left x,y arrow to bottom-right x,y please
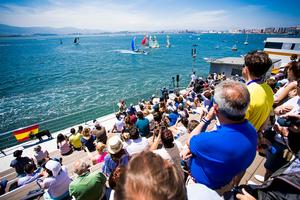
0,149 -> 99,200
0,110 -> 269,200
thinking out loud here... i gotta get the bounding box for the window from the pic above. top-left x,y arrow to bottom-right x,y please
282,43 -> 293,50
293,43 -> 300,51
231,68 -> 242,76
264,42 -> 283,49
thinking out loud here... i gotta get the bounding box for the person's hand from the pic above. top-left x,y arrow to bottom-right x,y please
181,148 -> 192,160
273,124 -> 289,137
282,113 -> 300,120
205,106 -> 215,121
236,188 -> 256,200
279,105 -> 293,115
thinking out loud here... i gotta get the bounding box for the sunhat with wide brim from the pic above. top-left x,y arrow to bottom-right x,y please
107,136 -> 123,155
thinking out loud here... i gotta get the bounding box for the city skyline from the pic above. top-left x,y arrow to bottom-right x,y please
0,0 -> 299,31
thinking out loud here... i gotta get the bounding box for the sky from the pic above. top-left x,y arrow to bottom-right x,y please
0,0 -> 299,31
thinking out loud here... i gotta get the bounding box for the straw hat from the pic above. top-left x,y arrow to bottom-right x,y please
107,136 -> 123,155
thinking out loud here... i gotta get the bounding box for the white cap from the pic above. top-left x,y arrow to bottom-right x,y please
45,160 -> 62,177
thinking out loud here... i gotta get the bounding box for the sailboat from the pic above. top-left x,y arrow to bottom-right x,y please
232,44 -> 237,51
166,35 -> 171,48
244,35 -> 249,45
131,37 -> 148,55
151,35 -> 160,48
141,35 -> 149,48
74,37 -> 80,45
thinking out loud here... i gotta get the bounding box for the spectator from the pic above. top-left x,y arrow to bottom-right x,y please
77,126 -> 83,134
81,128 -> 96,152
125,126 -> 149,156
235,117 -> 300,200
135,111 -> 150,137
87,142 -> 108,165
183,80 -> 257,192
0,178 -> 7,196
10,150 -> 35,177
243,51 -> 274,131
68,128 -> 82,151
152,128 -> 183,176
57,134 -> 73,156
114,151 -> 187,200
69,160 -> 106,200
102,136 -> 130,177
40,160 -> 72,199
18,163 -> 42,187
34,145 -> 49,166
111,113 -> 125,133
92,123 -> 107,144
168,109 -> 180,126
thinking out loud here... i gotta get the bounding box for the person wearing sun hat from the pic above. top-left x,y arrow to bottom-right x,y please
102,136 -> 130,177
40,160 -> 72,199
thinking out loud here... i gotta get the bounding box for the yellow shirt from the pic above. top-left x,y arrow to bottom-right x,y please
69,133 -> 82,148
245,82 -> 274,131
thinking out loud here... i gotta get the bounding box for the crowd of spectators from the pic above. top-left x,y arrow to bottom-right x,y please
4,51 -> 300,199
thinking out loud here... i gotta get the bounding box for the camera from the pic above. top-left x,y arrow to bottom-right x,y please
277,117 -> 293,127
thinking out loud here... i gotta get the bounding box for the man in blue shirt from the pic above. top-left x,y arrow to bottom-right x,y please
183,80 -> 257,190
135,111 -> 150,137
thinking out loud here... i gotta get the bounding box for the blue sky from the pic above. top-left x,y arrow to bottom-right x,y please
0,0 -> 299,31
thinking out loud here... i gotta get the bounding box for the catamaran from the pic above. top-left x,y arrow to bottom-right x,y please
244,35 -> 249,45
232,44 -> 237,51
149,35 -> 160,48
141,35 -> 149,48
131,37 -> 148,55
166,35 -> 171,48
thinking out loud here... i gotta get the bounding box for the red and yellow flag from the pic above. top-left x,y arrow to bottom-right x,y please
13,124 -> 39,142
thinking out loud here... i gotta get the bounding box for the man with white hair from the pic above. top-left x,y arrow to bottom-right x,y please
183,80 -> 257,192
69,160 -> 106,200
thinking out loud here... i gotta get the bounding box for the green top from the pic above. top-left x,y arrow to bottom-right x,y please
69,171 -> 106,200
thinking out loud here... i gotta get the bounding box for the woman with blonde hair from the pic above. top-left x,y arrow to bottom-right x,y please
80,128 -> 96,152
86,142 -> 108,165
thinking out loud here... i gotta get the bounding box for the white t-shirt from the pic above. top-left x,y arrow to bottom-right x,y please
115,118 -> 125,132
43,166 -> 71,198
283,95 -> 300,114
125,137 -> 150,156
34,150 -> 49,162
153,141 -> 183,174
186,184 -> 222,200
191,74 -> 197,82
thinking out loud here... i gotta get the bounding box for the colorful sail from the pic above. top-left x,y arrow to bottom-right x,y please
131,37 -> 136,51
141,35 -> 148,46
13,124 -> 39,142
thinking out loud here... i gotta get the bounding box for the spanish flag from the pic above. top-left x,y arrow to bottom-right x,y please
13,124 -> 39,142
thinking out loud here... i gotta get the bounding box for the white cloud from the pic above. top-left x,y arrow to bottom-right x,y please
0,2 -> 229,31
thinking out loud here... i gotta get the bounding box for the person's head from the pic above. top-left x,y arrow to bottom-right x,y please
243,51 -> 272,79
290,54 -> 298,61
96,142 -> 106,154
95,123 -> 102,130
109,167 -> 125,189
213,80 -> 250,121
24,163 -> 35,174
188,120 -> 200,133
34,145 -> 42,152
114,151 -> 187,200
107,136 -> 123,155
78,126 -> 83,133
153,112 -> 162,122
56,133 -> 66,143
82,128 -> 91,137
287,121 -> 300,154
287,61 -> 300,81
181,117 -> 189,128
129,126 -> 140,140
137,111 -> 144,119
13,150 -> 23,158
73,160 -> 90,176
161,129 -> 174,148
70,128 -> 76,135
116,113 -> 121,120
45,160 -> 62,177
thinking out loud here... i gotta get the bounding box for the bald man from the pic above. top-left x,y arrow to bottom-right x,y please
69,160 -> 106,200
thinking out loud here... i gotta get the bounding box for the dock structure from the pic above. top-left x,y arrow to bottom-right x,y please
209,57 -> 244,77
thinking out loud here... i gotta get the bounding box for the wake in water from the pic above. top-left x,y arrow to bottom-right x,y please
110,49 -> 146,55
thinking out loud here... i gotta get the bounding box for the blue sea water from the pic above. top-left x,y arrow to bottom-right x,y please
0,33 -> 292,133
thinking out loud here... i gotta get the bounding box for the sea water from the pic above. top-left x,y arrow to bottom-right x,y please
0,33 -> 291,133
